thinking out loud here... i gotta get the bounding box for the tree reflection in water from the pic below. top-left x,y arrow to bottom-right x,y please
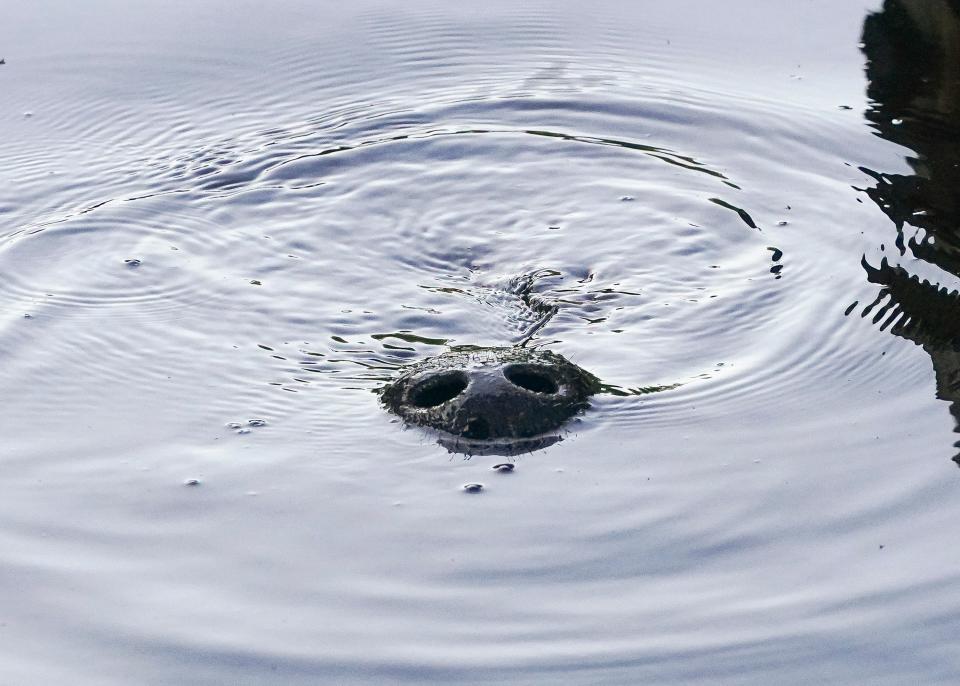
858,0 -> 960,464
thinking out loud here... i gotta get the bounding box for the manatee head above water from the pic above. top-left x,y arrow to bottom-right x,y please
381,346 -> 600,454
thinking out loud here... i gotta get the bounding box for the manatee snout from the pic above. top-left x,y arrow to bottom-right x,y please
381,347 -> 599,450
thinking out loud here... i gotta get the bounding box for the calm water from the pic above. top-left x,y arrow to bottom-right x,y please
3,1 -> 960,683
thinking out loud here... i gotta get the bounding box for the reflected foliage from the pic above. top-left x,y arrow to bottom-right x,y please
859,0 -> 960,464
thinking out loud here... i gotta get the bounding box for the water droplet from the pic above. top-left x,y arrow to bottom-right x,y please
23,313 -> 32,319
776,220 -> 788,226
891,118 -> 903,125
620,195 -> 635,202
462,483 -> 484,493
248,419 -> 267,427
250,279 -> 262,285
226,422 -> 242,430
184,479 -> 201,487
23,111 -> 33,118
492,463 -> 515,473
124,258 -> 141,268
237,428 -> 251,435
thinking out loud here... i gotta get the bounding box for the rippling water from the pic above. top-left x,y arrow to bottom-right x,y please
3,1 -> 960,683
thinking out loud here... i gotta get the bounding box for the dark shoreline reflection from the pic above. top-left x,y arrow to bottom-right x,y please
858,0 -> 960,464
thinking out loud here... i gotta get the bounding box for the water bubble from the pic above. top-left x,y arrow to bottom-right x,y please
776,221 -> 789,226
23,111 -> 33,118
891,118 -> 903,125
620,195 -> 635,202
184,479 -> 201,487
248,419 -> 267,427
462,483 -> 484,493
226,422 -> 242,430
23,313 -> 32,319
124,258 -> 142,268
492,463 -> 515,473
250,279 -> 262,285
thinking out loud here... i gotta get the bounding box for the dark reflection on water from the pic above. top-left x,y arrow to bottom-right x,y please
858,0 -> 960,464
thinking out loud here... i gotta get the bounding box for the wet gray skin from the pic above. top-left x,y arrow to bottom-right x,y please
381,346 -> 601,453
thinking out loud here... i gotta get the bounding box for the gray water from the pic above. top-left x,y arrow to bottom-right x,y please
3,1 -> 960,683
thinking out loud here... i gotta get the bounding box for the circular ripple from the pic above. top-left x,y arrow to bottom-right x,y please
2,15 -> 892,440
0,198 -> 236,319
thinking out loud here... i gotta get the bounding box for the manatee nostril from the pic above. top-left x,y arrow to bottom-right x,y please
463,417 -> 491,440
408,371 -> 469,408
504,365 -> 559,394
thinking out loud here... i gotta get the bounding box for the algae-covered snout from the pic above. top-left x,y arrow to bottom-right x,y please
381,346 -> 599,452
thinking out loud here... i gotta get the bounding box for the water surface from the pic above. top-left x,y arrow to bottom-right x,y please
2,1 -> 960,683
